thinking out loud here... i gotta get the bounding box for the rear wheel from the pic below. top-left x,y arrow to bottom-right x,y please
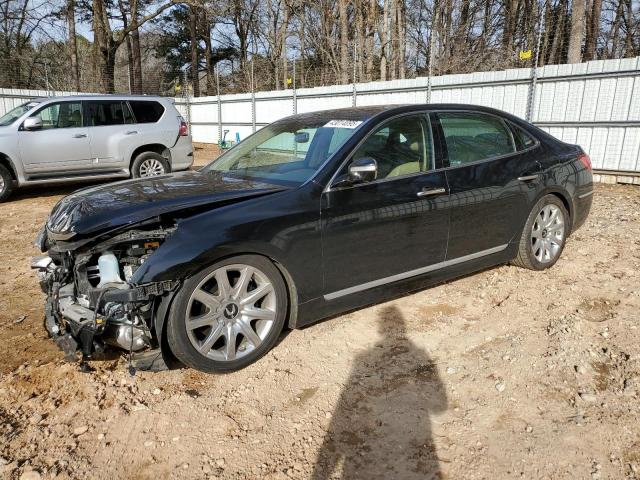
0,164 -> 15,202
512,194 -> 569,270
167,255 -> 288,373
131,152 -> 170,178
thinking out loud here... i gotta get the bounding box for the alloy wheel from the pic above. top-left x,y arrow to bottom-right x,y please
185,264 -> 277,361
138,158 -> 166,177
531,204 -> 565,264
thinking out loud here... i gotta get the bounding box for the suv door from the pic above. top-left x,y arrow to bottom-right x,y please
321,113 -> 450,299
85,100 -> 139,170
18,101 -> 92,173
433,111 -> 542,260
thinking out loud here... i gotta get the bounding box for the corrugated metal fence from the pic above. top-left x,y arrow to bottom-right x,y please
2,57 -> 639,174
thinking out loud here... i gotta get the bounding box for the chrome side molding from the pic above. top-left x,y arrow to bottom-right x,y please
324,244 -> 509,300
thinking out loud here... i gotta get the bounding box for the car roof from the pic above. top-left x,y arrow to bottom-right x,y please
39,95 -> 171,102
285,103 -> 527,124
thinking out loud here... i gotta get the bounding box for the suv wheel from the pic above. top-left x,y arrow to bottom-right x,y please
0,164 -> 15,202
131,152 -> 170,178
167,255 -> 289,373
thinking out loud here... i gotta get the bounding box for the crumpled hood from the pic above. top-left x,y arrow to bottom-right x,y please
46,170 -> 287,238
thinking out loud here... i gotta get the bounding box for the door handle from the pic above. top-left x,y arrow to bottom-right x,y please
517,174 -> 539,182
417,187 -> 446,198
72,133 -> 87,138
125,130 -> 138,135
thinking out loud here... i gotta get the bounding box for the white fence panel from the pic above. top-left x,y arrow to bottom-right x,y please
1,57 -> 639,173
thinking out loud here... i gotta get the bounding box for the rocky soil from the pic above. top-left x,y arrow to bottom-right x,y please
0,169 -> 639,479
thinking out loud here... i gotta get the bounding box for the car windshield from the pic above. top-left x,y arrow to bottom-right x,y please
0,101 -> 41,126
203,113 -> 365,185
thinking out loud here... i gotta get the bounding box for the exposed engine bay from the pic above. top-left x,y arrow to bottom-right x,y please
32,224 -> 178,366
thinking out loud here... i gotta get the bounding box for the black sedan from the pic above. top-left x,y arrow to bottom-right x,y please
33,104 -> 593,372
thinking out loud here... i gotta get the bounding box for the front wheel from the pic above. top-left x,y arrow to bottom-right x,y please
0,164 -> 15,202
166,255 -> 288,373
512,195 -> 570,270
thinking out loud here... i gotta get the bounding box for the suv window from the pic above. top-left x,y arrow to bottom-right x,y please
86,101 -> 131,126
129,101 -> 164,123
438,112 -> 515,166
30,102 -> 83,129
350,114 -> 432,179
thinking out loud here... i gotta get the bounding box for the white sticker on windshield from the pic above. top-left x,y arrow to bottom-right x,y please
323,120 -> 362,129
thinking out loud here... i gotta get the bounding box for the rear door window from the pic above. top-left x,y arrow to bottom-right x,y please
86,101 -> 129,126
129,101 -> 165,123
437,112 -> 516,166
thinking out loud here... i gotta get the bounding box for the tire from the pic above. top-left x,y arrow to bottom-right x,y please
167,255 -> 288,373
512,194 -> 570,270
0,164 -> 15,202
131,152 -> 170,178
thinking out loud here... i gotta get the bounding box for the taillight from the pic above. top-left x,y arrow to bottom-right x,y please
578,153 -> 592,172
179,120 -> 188,136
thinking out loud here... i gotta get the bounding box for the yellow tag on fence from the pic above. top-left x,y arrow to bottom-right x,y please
287,78 -> 293,86
519,50 -> 532,60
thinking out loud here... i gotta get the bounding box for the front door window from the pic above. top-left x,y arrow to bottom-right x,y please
347,114 -> 433,179
31,102 -> 83,129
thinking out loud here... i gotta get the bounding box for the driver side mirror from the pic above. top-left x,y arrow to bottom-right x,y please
348,157 -> 377,183
333,157 -> 378,188
23,116 -> 43,131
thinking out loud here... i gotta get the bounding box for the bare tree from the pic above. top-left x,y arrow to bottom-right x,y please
584,0 -> 603,59
91,0 -> 180,92
189,5 -> 200,96
67,0 -> 80,90
568,0 -> 585,62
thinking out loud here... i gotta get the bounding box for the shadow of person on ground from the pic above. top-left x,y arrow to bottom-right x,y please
312,305 -> 448,480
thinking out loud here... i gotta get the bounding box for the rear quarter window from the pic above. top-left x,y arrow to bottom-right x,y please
509,123 -> 537,151
129,101 -> 165,123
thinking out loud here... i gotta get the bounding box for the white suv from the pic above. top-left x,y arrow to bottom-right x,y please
0,95 -> 193,201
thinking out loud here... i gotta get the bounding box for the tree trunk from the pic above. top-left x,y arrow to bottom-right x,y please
203,11 -> 215,95
429,0 -> 440,75
503,0 -> 517,52
92,0 -> 115,92
67,0 -> 80,91
390,0 -> 397,79
126,35 -> 135,92
189,7 -> 200,97
608,0 -> 625,58
131,26 -> 143,93
339,0 -> 350,83
380,0 -> 390,80
584,0 -> 602,60
623,0 -> 634,56
356,0 -> 365,81
549,0 -> 567,63
298,4 -> 305,87
366,0 -> 376,81
567,0 -> 585,63
398,0 -> 406,79
282,4 -> 289,89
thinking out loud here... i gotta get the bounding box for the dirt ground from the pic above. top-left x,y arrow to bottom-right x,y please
0,155 -> 639,479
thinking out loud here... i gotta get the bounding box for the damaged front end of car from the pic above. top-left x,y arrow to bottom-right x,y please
32,222 -> 179,368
